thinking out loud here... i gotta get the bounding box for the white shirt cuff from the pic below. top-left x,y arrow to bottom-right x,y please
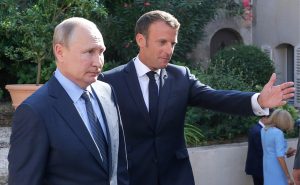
251,93 -> 269,116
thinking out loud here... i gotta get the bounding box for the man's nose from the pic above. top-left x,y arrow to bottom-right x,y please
164,43 -> 174,55
93,54 -> 104,68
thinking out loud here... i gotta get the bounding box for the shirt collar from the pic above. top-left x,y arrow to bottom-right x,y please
134,55 -> 161,77
54,68 -> 94,103
258,120 -> 265,127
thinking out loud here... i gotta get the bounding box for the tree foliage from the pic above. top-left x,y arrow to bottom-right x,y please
0,0 -> 107,85
102,0 -> 243,63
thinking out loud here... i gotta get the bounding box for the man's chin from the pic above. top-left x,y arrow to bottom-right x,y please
90,73 -> 100,79
88,77 -> 98,84
160,63 -> 169,69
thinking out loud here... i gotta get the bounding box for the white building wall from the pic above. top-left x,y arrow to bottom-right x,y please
253,0 -> 300,105
253,0 -> 300,47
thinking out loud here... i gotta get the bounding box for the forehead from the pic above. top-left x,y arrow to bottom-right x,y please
70,25 -> 105,47
145,21 -> 178,46
148,21 -> 178,37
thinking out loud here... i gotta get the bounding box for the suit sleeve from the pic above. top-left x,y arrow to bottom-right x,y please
294,136 -> 300,169
186,67 -> 255,116
8,103 -> 49,185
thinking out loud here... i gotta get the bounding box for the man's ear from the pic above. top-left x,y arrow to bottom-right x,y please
54,44 -> 64,63
136,33 -> 146,48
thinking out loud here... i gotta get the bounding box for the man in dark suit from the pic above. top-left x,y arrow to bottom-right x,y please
100,10 -> 295,185
245,115 -> 271,185
8,17 -> 128,185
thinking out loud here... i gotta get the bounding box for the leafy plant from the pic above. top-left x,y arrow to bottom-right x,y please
0,0 -> 107,85
0,88 -> 3,101
184,123 -> 206,147
210,44 -> 275,88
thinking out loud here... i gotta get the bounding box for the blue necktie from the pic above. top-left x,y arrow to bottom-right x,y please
81,91 -> 108,171
146,71 -> 159,126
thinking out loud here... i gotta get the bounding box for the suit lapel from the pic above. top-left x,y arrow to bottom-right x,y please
48,77 -> 106,170
157,68 -> 172,130
124,61 -> 152,127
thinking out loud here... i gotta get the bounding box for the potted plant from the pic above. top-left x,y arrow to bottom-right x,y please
1,0 -> 107,109
3,2 -> 51,109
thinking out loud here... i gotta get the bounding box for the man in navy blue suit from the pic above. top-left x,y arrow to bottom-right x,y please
245,114 -> 271,185
8,17 -> 128,185
100,10 -> 295,185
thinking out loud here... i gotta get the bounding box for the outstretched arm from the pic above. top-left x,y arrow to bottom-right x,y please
258,73 -> 295,108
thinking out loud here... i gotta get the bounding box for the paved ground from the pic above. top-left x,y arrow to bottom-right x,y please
0,127 -> 10,185
0,102 -> 13,127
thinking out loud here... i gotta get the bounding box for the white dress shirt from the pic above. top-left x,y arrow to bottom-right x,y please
134,57 -> 160,111
133,56 -> 269,116
258,120 -> 265,128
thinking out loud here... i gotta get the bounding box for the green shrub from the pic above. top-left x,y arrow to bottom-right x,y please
0,0 -> 107,85
210,45 -> 275,88
0,88 -> 3,101
184,123 -> 206,147
102,60 -> 122,72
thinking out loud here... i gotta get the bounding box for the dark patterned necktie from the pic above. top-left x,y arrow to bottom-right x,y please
81,90 -> 108,171
146,71 -> 159,127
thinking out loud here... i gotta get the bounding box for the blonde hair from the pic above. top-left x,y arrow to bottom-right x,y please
269,109 -> 294,131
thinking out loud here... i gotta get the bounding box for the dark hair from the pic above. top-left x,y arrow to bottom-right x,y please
135,10 -> 180,38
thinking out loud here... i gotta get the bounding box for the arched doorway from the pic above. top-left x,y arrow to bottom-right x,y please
210,28 -> 243,58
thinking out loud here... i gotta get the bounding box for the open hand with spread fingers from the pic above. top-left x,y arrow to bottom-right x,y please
258,73 -> 295,108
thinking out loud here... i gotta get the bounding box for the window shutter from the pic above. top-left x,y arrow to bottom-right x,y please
294,45 -> 300,107
261,45 -> 272,60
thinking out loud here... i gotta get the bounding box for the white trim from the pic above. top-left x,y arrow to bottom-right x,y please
261,45 -> 272,60
293,44 -> 300,107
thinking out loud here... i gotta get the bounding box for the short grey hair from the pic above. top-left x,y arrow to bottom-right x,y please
52,17 -> 98,48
